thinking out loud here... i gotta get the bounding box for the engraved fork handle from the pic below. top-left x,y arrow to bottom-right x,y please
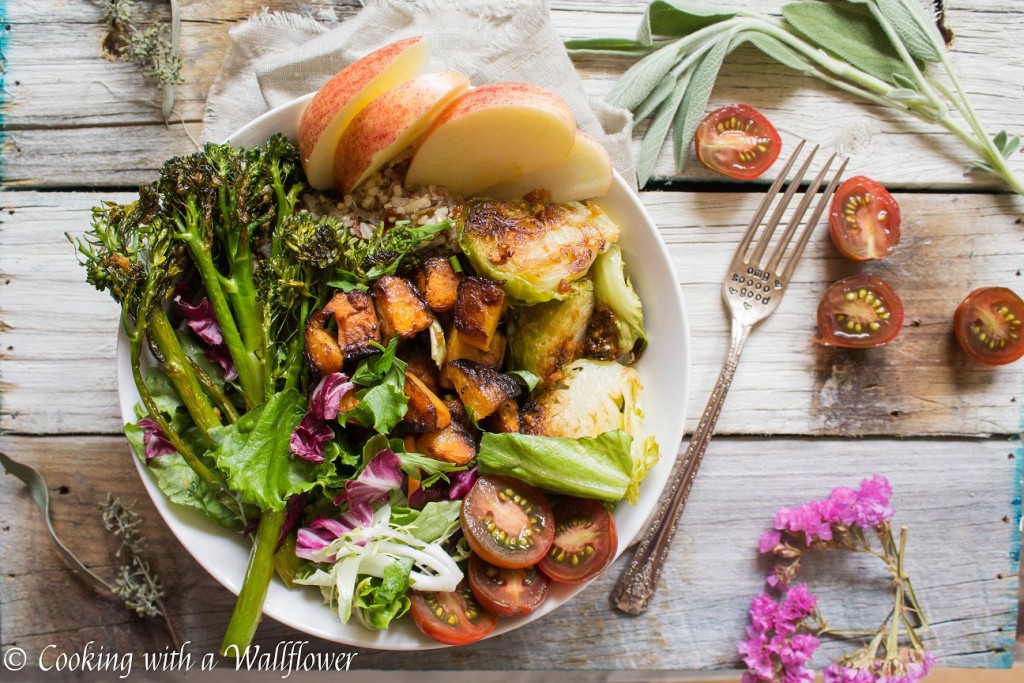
613,320 -> 752,614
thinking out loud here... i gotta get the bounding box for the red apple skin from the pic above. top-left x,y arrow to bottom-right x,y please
333,70 -> 471,195
405,82 -> 577,197
297,36 -> 428,190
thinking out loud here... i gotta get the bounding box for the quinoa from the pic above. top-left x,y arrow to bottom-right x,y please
302,150 -> 461,252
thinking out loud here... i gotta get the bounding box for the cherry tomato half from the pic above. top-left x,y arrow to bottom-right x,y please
537,497 -> 618,584
461,475 -> 555,569
953,287 -> 1024,365
694,104 -> 781,180
468,552 -> 551,617
814,274 -> 904,348
409,580 -> 497,646
829,176 -> 901,261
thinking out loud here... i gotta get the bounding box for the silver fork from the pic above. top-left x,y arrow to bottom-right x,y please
613,141 -> 848,615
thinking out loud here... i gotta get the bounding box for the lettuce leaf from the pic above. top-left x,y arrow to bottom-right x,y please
209,388 -> 334,511
477,431 -> 633,502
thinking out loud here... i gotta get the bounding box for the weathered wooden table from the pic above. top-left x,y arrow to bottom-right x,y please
1,0 -> 1021,678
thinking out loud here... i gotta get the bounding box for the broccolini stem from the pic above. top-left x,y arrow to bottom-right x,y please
179,227 -> 265,406
146,307 -> 222,442
127,310 -> 240,520
186,356 -> 241,424
220,508 -> 286,655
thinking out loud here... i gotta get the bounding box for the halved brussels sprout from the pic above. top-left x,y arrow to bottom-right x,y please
457,198 -> 620,304
507,279 -> 594,387
589,245 -> 647,362
521,359 -> 659,505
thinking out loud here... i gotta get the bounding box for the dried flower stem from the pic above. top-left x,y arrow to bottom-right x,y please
99,0 -> 183,120
101,494 -> 180,647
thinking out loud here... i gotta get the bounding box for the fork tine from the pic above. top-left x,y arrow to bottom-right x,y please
764,152 -> 837,274
779,156 -> 850,282
748,144 -> 819,266
734,140 -> 806,259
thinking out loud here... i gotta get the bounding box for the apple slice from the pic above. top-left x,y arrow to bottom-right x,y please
333,70 -> 471,195
405,82 -> 576,197
298,36 -> 430,190
482,130 -> 613,202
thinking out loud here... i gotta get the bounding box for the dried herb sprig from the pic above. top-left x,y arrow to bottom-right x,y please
100,0 -> 183,120
100,493 -> 179,645
0,453 -> 179,647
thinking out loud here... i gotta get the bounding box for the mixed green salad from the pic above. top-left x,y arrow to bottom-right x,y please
73,135 -> 658,650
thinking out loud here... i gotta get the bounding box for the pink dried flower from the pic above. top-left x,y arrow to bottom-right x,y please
759,530 -> 782,553
773,503 -> 833,545
738,584 -> 820,681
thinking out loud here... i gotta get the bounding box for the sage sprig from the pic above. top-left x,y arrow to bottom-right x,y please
568,0 -> 1024,193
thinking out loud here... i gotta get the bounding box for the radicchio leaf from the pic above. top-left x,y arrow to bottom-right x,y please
295,503 -> 374,562
311,372 -> 355,421
173,288 -> 224,346
276,493 -> 309,552
203,344 -> 238,382
409,467 -> 478,509
334,448 -> 403,508
289,413 -> 335,464
137,417 -> 176,461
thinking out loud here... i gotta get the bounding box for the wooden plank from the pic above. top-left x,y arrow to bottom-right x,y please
3,190 -> 1021,437
0,434 -> 1017,670
2,2 -> 1024,190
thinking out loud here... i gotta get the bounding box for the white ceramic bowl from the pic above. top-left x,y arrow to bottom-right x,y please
117,93 -> 690,650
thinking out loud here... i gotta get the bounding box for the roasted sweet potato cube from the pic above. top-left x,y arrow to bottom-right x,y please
440,328 -> 506,389
444,397 -> 473,430
404,348 -> 441,394
304,311 -> 343,376
402,371 -> 451,433
413,256 -> 461,313
454,276 -> 506,351
416,422 -> 477,466
323,290 -> 380,358
373,275 -> 434,342
482,399 -> 520,433
443,358 -> 521,420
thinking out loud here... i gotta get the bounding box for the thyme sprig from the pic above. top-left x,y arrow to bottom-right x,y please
100,494 -> 179,645
100,0 -> 183,120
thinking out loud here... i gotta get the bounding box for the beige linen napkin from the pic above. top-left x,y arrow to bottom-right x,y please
202,0 -> 636,187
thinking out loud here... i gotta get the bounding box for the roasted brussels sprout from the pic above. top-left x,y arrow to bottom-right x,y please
506,279 -> 594,387
589,245 -> 647,362
522,359 -> 659,504
457,198 -> 619,304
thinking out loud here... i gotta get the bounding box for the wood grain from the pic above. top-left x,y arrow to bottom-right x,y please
3,190 -> 1021,438
0,435 -> 1017,670
2,1 -> 1024,190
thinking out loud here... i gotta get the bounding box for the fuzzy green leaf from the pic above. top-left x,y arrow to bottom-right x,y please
633,72 -> 677,124
607,40 -> 683,111
782,1 -> 918,85
890,72 -> 919,91
873,0 -> 943,63
673,37 -> 730,171
637,72 -> 691,186
564,37 -> 656,57
638,0 -> 737,45
745,32 -> 811,73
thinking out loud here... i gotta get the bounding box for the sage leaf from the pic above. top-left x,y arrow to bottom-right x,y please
891,72 -> 919,91
607,40 -> 683,111
873,0 -> 943,63
564,37 -> 656,57
634,72 -> 677,123
638,0 -> 737,45
673,37 -> 730,171
782,1 -> 918,85
993,130 -> 1021,159
746,32 -> 812,73
638,73 -> 691,186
